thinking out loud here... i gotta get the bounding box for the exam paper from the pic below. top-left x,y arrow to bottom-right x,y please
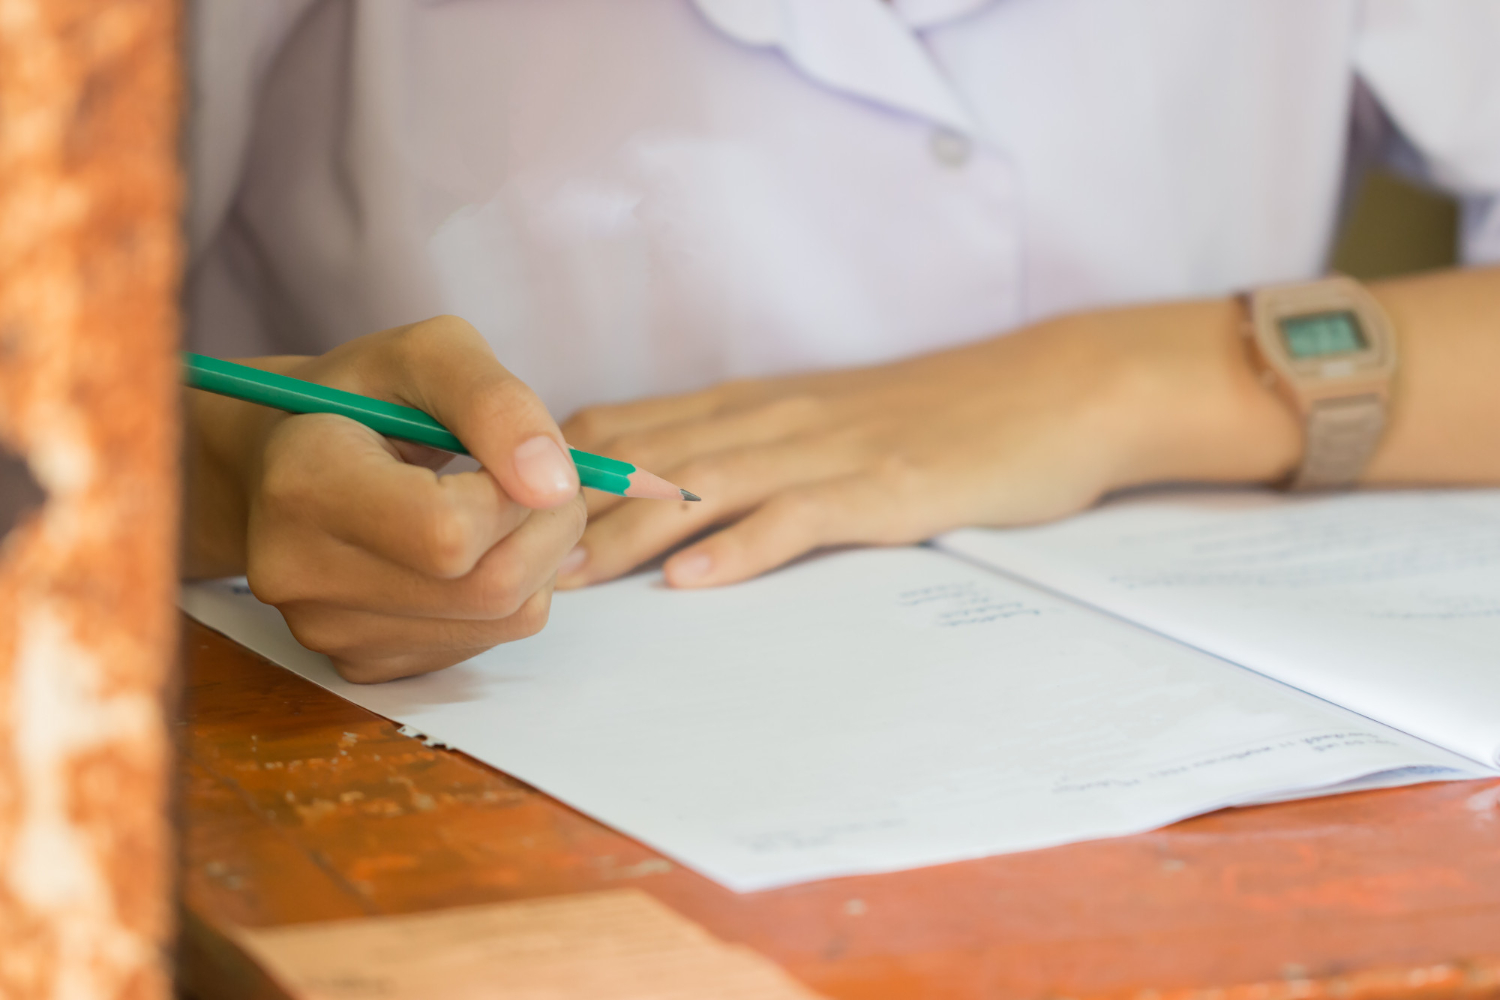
182,545 -> 1479,892
941,488 -> 1500,767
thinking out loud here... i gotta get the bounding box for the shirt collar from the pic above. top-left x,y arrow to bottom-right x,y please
692,0 -> 980,134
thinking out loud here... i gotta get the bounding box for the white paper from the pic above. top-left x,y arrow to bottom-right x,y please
941,488 -> 1500,767
183,545 -> 1480,892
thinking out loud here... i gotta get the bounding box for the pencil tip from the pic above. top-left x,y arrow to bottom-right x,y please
680,490 -> 701,502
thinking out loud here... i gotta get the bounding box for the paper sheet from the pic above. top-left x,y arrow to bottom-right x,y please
940,488 -> 1500,767
183,544 -> 1481,892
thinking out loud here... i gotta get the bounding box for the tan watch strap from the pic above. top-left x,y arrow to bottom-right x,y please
1291,393 -> 1386,491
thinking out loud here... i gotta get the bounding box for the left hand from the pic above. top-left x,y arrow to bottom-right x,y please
557,299 -> 1301,589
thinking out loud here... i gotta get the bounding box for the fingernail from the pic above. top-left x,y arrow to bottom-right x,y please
668,552 -> 712,586
558,545 -> 587,578
513,436 -> 577,500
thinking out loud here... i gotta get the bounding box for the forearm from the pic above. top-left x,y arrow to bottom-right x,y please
1364,265 -> 1500,484
1086,264 -> 1500,493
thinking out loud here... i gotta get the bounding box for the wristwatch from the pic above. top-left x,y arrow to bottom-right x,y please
1241,276 -> 1398,491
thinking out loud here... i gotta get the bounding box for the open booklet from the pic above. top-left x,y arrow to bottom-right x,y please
182,488 -> 1500,893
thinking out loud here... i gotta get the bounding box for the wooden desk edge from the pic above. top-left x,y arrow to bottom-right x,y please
178,908 -> 293,1000
178,906 -> 1500,1000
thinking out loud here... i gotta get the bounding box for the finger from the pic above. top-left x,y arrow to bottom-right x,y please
557,440 -> 863,588
563,386 -> 731,451
251,493 -> 587,620
284,587 -> 555,684
260,412 -> 529,579
577,395 -> 829,519
281,585 -> 554,668
334,315 -> 578,510
336,648 -> 493,684
662,475 -> 935,588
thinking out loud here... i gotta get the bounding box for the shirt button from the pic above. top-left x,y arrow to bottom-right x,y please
929,127 -> 972,168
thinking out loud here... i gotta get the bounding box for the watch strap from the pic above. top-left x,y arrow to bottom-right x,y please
1289,393 -> 1386,491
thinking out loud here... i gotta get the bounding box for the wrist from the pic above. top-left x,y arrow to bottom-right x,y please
1099,297 -> 1303,491
182,387 -> 253,577
182,355 -> 311,577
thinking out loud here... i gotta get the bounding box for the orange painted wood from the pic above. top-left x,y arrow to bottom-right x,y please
178,618 -> 1500,999
1,3 -> 182,997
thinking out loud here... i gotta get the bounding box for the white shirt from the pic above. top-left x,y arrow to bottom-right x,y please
188,0 -> 1500,420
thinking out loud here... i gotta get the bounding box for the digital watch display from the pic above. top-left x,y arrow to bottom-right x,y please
1277,310 -> 1367,359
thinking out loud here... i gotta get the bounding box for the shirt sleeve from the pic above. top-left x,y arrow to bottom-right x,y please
187,0 -> 320,258
1353,0 -> 1500,264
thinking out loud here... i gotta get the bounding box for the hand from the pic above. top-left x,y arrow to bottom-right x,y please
184,316 -> 586,682
558,299 -> 1301,589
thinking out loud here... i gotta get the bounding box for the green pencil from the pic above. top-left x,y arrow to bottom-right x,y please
183,353 -> 700,501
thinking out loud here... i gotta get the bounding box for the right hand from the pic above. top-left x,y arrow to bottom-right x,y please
184,316 -> 586,683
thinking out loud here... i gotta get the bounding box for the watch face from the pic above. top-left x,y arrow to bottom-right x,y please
1277,310 -> 1368,359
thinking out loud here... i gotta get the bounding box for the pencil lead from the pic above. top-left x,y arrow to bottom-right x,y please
680,490 -> 701,502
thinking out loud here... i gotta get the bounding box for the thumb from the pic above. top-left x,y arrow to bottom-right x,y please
372,316 -> 578,509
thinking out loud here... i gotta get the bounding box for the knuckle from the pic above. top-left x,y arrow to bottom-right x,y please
606,431 -> 658,467
773,487 -> 825,521
386,317 -> 480,382
256,447 -> 313,514
715,377 -> 762,406
387,320 -> 433,366
331,660 -> 379,684
399,314 -> 476,354
464,376 -> 541,435
761,486 -> 834,540
473,558 -> 526,618
873,452 -> 923,493
280,607 -> 347,658
415,503 -> 477,578
675,455 -> 737,497
763,394 -> 825,426
562,405 -> 612,446
244,546 -> 298,606
508,590 -> 553,640
331,656 -> 408,685
257,416 -> 353,511
426,313 -> 477,335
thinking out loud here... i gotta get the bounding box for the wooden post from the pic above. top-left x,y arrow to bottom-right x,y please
0,1 -> 181,997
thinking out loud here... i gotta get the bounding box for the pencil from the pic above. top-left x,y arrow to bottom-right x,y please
182,353 -> 700,501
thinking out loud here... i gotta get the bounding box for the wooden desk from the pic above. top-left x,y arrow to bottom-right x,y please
178,618 -> 1500,999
